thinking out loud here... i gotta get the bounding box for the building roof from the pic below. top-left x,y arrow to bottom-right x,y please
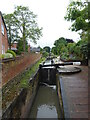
11,48 -> 17,51
0,11 -> 7,30
66,38 -> 74,43
30,47 -> 40,52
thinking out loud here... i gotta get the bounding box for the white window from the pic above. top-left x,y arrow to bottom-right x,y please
2,44 -> 5,54
1,21 -> 4,35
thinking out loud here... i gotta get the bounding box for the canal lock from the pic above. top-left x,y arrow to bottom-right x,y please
29,60 -> 65,119
2,59 -> 65,119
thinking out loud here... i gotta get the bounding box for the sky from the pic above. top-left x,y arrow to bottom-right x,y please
0,0 -> 81,48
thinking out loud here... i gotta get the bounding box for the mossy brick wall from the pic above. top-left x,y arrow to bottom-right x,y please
2,53 -> 41,85
2,69 -> 40,118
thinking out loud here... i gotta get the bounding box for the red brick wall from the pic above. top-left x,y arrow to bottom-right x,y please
2,19 -> 8,53
0,15 -> 2,54
2,53 -> 41,85
0,14 -> 8,54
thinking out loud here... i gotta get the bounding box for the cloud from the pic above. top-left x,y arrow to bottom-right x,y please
0,0 -> 80,48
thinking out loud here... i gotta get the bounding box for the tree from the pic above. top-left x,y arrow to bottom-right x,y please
17,40 -> 28,55
3,13 -> 18,49
67,43 -> 76,54
65,0 -> 88,60
43,46 -> 50,53
53,37 -> 67,55
51,47 -> 57,55
54,37 -> 67,46
13,6 -> 42,52
76,39 -> 88,59
61,47 -> 69,56
3,6 -> 43,53
64,0 -> 88,32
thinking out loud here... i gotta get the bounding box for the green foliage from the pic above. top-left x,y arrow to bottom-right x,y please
67,43 -> 75,54
7,50 -> 16,57
51,36 -> 88,61
43,46 -> 50,53
20,57 -> 45,88
51,37 -> 67,55
40,47 -> 43,54
76,39 -> 88,59
64,0 -> 88,61
3,13 -> 17,49
54,37 -> 67,47
13,5 -> 42,51
42,51 -> 49,58
17,40 -> 28,55
64,0 -> 88,32
20,79 -> 29,88
51,47 -> 57,55
60,54 -> 68,60
3,5 -> 43,52
61,47 -> 68,54
0,54 -> 4,59
0,53 -> 13,59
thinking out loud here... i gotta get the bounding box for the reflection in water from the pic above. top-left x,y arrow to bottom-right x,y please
37,104 -> 57,118
29,86 -> 61,118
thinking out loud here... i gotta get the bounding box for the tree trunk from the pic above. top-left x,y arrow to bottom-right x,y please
23,22 -> 25,52
23,37 -> 25,52
9,26 -> 11,50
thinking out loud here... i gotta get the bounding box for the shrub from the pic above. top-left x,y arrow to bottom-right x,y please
61,54 -> 68,60
72,56 -> 76,60
42,51 -> 49,58
0,54 -> 4,59
7,50 -> 16,57
0,53 -> 13,59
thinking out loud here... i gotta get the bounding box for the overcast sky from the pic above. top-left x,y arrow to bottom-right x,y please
0,0 -> 81,48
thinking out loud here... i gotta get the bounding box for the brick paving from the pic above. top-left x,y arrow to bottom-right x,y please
59,65 -> 88,118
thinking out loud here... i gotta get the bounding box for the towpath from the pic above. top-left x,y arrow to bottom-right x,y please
59,65 -> 88,118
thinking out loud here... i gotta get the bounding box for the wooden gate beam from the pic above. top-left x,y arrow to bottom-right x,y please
40,62 -> 73,68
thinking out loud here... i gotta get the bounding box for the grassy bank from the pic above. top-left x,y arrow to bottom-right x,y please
20,57 -> 45,88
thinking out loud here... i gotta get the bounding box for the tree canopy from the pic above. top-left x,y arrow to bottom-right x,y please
3,5 -> 43,53
43,46 -> 51,53
3,13 -> 18,49
51,37 -> 67,55
51,36 -> 87,60
64,0 -> 88,60
64,0 -> 88,32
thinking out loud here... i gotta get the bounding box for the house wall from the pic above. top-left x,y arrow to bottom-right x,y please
11,43 -> 17,49
0,13 -> 8,55
28,45 -> 30,52
1,19 -> 8,53
0,15 -> 2,54
11,43 -> 17,51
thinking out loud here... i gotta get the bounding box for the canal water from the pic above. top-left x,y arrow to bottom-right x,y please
29,85 -> 61,118
29,59 -> 61,118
